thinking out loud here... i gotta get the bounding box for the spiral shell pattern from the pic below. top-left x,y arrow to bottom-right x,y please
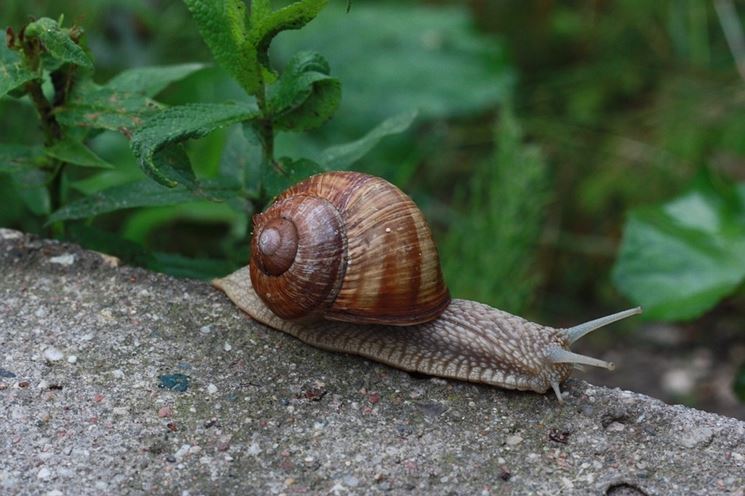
249,172 -> 450,325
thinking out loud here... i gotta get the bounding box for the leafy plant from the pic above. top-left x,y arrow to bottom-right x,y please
1,1 -> 419,277
1,15 -> 205,232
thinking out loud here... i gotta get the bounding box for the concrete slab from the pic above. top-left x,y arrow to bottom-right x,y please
1,229 -> 743,495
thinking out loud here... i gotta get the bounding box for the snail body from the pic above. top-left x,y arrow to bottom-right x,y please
214,172 -> 641,401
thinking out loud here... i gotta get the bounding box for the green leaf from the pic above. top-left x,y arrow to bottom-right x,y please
46,139 -> 114,169
219,124 -> 262,192
130,102 -> 259,187
250,0 -> 273,20
0,144 -> 48,217
24,18 -> 92,69
0,144 -> 44,173
320,111 -> 417,169
10,168 -> 51,216
0,43 -> 37,99
151,144 -> 197,189
269,51 -> 340,131
55,79 -> 162,134
48,177 -> 242,223
105,63 -> 206,97
183,0 -> 260,95
612,176 -> 745,321
262,157 -> 323,199
249,0 -> 327,67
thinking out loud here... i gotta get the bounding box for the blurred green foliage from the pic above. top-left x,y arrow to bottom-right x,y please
1,1 -> 743,340
443,103 -> 548,315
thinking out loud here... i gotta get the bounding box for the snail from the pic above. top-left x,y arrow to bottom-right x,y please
213,171 -> 641,401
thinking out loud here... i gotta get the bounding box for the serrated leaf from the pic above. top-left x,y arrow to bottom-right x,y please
130,102 -> 259,187
0,43 -> 37,99
183,0 -> 260,95
24,18 -> 92,69
249,0 -> 327,67
268,51 -> 340,131
105,63 -> 206,97
46,139 -> 114,169
612,177 -> 745,321
320,111 -> 417,169
48,176 -> 241,223
262,157 -> 323,199
0,144 -> 44,173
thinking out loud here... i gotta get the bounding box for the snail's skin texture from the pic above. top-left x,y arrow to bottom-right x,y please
214,268 -> 639,400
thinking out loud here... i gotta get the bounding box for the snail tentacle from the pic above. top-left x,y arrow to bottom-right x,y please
546,347 -> 615,371
550,381 -> 564,402
564,307 -> 642,344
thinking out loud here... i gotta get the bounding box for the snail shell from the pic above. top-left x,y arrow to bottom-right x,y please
249,172 -> 450,324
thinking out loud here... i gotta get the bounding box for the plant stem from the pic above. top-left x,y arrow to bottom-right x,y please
251,61 -> 283,206
25,80 -> 62,145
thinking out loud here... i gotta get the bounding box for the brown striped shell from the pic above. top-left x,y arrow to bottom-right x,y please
249,172 -> 450,325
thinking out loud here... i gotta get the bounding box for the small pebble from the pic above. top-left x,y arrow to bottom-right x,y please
158,406 -> 173,418
174,444 -> 191,460
343,475 -> 360,487
49,253 -> 75,265
223,342 -> 232,352
158,374 -> 190,392
43,347 -> 64,362
200,325 -> 213,334
207,384 -> 218,394
506,435 -> 523,446
607,422 -> 625,432
0,228 -> 23,239
679,427 -> 714,448
67,355 -> 78,364
0,368 -> 16,378
37,467 -> 51,480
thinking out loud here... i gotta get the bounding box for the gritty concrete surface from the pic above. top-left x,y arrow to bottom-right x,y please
0,228 -> 744,496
